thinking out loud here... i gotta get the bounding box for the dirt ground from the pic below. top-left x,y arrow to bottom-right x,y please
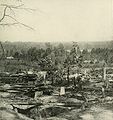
0,93 -> 113,120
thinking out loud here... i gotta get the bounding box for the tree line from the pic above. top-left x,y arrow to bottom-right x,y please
82,48 -> 113,64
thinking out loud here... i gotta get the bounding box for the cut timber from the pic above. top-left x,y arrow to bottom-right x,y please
47,117 -> 68,120
64,98 -> 84,108
60,87 -> 65,96
34,91 -> 43,100
103,67 -> 106,81
11,104 -> 41,116
0,107 -> 33,120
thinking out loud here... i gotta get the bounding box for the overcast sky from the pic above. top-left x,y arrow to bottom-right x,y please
0,0 -> 113,42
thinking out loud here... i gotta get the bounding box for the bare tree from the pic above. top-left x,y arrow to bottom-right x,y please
0,0 -> 35,60
0,0 -> 35,30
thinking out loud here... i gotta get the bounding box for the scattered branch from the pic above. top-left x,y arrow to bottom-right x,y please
0,22 -> 18,26
0,3 -> 35,30
0,6 -> 7,23
1,4 -> 36,12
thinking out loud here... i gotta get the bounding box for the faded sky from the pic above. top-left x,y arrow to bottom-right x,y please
0,0 -> 113,42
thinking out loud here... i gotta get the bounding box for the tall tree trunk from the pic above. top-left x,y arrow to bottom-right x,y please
67,66 -> 70,85
52,75 -> 54,85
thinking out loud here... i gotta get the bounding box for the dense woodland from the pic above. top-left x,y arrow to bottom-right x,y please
2,41 -> 113,65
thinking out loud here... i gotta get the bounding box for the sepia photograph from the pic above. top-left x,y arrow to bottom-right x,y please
0,0 -> 113,120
